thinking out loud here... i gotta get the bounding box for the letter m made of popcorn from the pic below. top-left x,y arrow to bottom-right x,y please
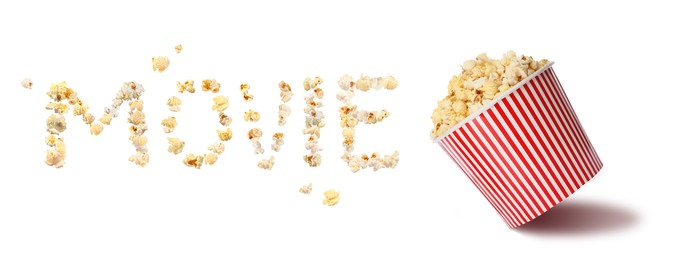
44,81 -> 148,168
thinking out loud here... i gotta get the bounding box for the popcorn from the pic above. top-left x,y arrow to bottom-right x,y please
177,80 -> 195,93
212,95 -> 229,112
257,155 -> 275,170
322,189 -> 340,206
89,122 -> 104,136
208,142 -> 225,155
175,44 -> 183,53
217,128 -> 233,141
158,117 -> 176,133
127,111 -> 144,125
240,83 -> 254,101
46,102 -> 69,114
278,81 -> 293,103
128,151 -> 149,167
202,79 -> 221,93
278,104 -> 291,126
299,183 -> 312,194
82,112 -> 95,125
271,132 -> 284,152
219,112 -> 232,126
43,81 -> 147,168
46,114 -> 67,134
244,109 -> 260,122
430,51 -> 549,138
183,153 -> 204,169
45,138 -> 66,168
204,153 -> 218,165
152,56 -> 170,73
167,137 -> 185,154
302,77 -> 325,167
167,96 -> 182,112
337,74 -> 400,172
22,78 -> 33,89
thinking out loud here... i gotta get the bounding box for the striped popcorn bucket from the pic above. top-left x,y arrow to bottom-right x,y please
435,63 -> 603,228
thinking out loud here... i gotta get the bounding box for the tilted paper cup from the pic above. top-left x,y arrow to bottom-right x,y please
434,63 -> 603,228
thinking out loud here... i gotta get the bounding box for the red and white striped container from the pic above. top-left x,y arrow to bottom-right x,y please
434,62 -> 603,228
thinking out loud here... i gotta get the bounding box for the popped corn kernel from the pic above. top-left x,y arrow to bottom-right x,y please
257,155 -> 275,170
22,78 -> 33,89
167,137 -> 185,154
247,128 -> 263,140
299,183 -> 312,194
177,80 -> 195,93
45,139 -> 66,168
208,142 -> 225,155
217,128 -> 233,141
72,102 -> 88,116
212,95 -> 230,112
271,132 -> 285,152
161,116 -> 178,133
152,56 -> 170,73
82,112 -> 95,125
127,110 -> 145,125
129,100 -> 144,111
244,109 -> 260,122
278,81 -> 293,103
183,153 -> 204,169
175,44 -> 183,53
202,79 -> 221,93
430,51 -> 548,138
303,154 -> 321,167
278,104 -> 291,126
218,112 -> 233,126
204,153 -> 218,165
89,122 -> 104,136
129,134 -> 148,151
46,114 -> 67,134
240,83 -> 254,101
128,151 -> 149,167
322,189 -> 340,206
167,96 -> 182,112
99,113 -> 113,125
45,134 -> 58,146
46,102 -> 69,114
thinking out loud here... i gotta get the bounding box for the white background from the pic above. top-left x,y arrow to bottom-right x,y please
1,0 -> 672,259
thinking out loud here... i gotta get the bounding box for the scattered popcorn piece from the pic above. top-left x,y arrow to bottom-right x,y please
299,183 -> 312,194
248,128 -> 263,140
152,56 -> 170,73
128,110 -> 145,125
129,134 -> 148,151
167,96 -> 182,112
430,51 -> 549,138
22,78 -> 33,89
175,44 -> 183,53
183,153 -> 204,169
244,109 -> 260,122
278,104 -> 291,126
278,81 -> 293,103
212,95 -> 230,112
72,102 -> 88,116
167,137 -> 185,154
90,122 -> 104,135
82,112 -> 95,125
46,114 -> 67,134
45,139 -> 66,168
161,116 -> 177,133
208,142 -> 225,155
202,79 -> 221,93
177,80 -> 195,93
322,189 -> 340,206
240,83 -> 254,101
217,128 -> 233,141
257,155 -> 275,170
271,132 -> 285,152
46,102 -> 69,114
99,113 -> 112,125
204,153 -> 218,165
303,154 -> 321,167
128,151 -> 150,167
218,112 -> 232,126
129,100 -> 144,111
